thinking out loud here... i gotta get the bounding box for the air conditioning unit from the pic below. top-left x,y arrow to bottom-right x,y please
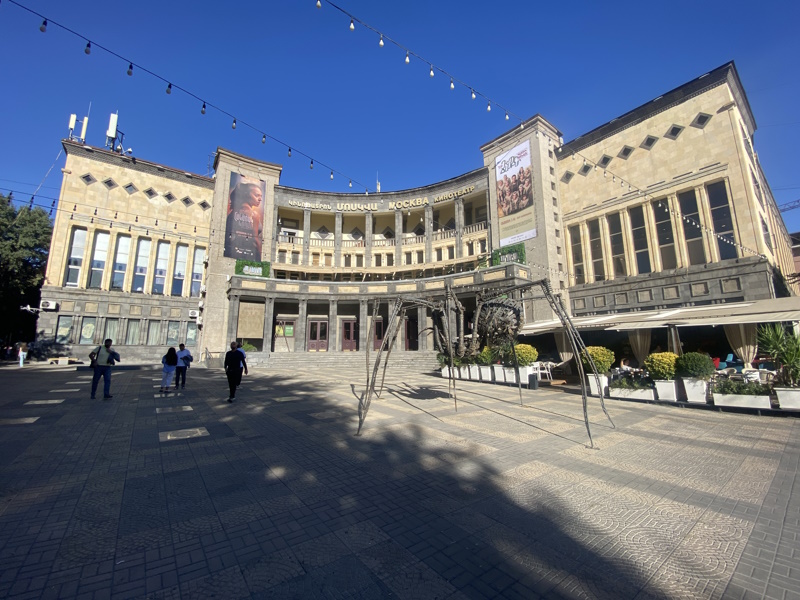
188,310 -> 200,318
195,316 -> 203,326
199,285 -> 207,295
40,300 -> 58,311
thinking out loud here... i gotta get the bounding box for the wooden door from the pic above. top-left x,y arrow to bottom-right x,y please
308,320 -> 328,351
373,318 -> 385,351
342,319 -> 357,352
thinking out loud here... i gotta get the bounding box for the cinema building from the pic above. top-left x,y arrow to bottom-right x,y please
36,62 -> 799,365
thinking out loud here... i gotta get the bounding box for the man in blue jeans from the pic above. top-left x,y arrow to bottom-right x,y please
90,338 -> 121,400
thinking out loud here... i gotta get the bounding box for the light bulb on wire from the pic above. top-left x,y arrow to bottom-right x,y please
349,19 -> 354,30
84,42 -> 92,55
471,89 -> 476,100
201,102 -> 206,114
288,148 -> 292,157
330,171 -> 334,180
39,20 -> 47,33
486,102 -> 491,112
429,65 -> 434,77
450,78 -> 454,90
166,83 -> 172,94
379,35 -> 384,47
316,0 -> 321,7
232,119 -> 236,129
405,51 -> 410,64
310,159 -> 314,169
127,63 -> 133,76
262,134 -> 266,144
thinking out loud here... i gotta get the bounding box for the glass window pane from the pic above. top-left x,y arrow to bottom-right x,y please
628,205 -> 651,274
191,247 -> 205,297
65,229 -> 87,287
171,245 -> 188,296
652,200 -> 677,270
56,316 -> 73,344
79,317 -> 96,344
105,318 -> 119,343
111,236 -> 130,290
706,181 -> 738,260
88,232 -> 110,289
125,320 -> 140,345
166,321 -> 180,345
152,242 -> 170,294
587,219 -> 604,281
133,238 -> 151,293
607,213 -> 627,277
186,322 -> 197,346
147,321 -> 161,345
569,225 -> 585,285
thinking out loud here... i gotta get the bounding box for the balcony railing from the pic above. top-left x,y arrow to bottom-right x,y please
372,238 -> 395,247
309,238 -> 334,247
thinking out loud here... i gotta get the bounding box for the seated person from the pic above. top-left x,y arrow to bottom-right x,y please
619,358 -> 635,372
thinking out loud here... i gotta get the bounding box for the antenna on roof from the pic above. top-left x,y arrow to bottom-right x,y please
67,113 -> 89,143
105,112 -> 132,155
376,171 -> 380,193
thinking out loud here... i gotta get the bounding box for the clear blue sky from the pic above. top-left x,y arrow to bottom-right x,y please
2,1 -> 799,230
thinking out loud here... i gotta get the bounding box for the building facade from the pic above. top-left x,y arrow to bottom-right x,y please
36,62 -> 797,364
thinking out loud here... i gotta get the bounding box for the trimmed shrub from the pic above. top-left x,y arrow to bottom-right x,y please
643,352 -> 678,380
714,379 -> 770,396
514,344 -> 539,367
476,346 -> 495,366
675,352 -> 716,380
580,346 -> 615,374
609,377 -> 653,390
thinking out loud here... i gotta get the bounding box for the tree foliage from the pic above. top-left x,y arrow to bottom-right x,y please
0,194 -> 52,342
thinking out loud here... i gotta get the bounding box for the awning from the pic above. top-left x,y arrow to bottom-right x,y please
521,296 -> 800,335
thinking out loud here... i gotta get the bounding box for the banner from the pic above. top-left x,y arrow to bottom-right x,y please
224,174 -> 265,259
495,140 -> 536,246
235,260 -> 271,278
491,243 -> 526,266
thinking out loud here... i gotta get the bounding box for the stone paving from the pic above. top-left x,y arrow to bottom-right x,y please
0,363 -> 797,599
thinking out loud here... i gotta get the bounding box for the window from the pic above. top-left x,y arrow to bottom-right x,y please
152,241 -> 170,294
678,190 -> 706,265
171,245 -> 188,296
554,212 -> 559,222
105,318 -> 119,343
652,200 -> 677,270
691,113 -> 712,129
553,197 -> 558,207
123,183 -> 138,195
275,321 -> 295,337
417,250 -> 424,264
664,125 -> 684,140
628,205 -> 651,274
405,251 -> 412,265
88,232 -> 110,289
448,247 -> 454,260
375,254 -> 382,267
125,320 -> 140,345
706,181 -> 738,260
56,316 -> 73,344
740,124 -> 754,163
132,239 -> 151,292
190,248 -> 205,297
561,171 -> 574,184
147,321 -> 161,345
607,213 -> 627,276
166,321 -> 180,345
386,253 -> 394,266
79,317 -> 97,345
186,322 -> 197,346
598,155 -> 612,168
618,145 -> 634,159
102,178 -> 117,190
436,248 -> 443,262
579,164 -> 592,176
587,219 -> 604,281
80,173 -> 96,185
144,187 -> 157,199
641,136 -> 658,150
356,255 -> 363,268
761,217 -> 773,253
65,228 -> 87,287
111,235 -> 130,290
751,169 -> 763,207
568,225 -> 585,285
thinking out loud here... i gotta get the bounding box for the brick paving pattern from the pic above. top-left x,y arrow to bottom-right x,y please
0,363 -> 797,599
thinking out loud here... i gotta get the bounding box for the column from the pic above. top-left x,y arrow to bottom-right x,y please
329,299 -> 338,353
417,306 -> 426,350
394,211 -> 404,268
302,209 -> 311,266
334,212 -> 343,268
359,299 -> 368,351
424,205 -> 433,264
364,213 -> 373,268
643,202 -> 661,272
295,299 -> 307,352
227,295 -> 240,344
262,297 -> 274,355
455,198 -> 464,258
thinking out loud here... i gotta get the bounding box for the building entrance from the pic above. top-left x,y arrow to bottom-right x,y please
405,317 -> 419,351
342,319 -> 357,351
308,320 -> 328,351
373,318 -> 385,350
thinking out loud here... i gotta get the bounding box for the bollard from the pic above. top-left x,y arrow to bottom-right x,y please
528,373 -> 539,390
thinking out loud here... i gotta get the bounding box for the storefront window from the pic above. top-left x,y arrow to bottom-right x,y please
125,320 -> 140,345
147,320 -> 161,345
166,321 -> 180,345
105,318 -> 119,343
56,316 -> 73,344
79,317 -> 97,344
186,322 -> 198,346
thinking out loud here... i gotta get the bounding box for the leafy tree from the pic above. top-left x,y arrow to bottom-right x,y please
0,194 -> 52,344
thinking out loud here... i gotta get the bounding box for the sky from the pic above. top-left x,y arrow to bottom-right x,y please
2,0 -> 799,230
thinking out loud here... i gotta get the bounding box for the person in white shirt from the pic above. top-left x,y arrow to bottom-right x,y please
175,343 -> 193,390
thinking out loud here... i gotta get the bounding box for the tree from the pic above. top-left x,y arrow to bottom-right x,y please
0,194 -> 52,344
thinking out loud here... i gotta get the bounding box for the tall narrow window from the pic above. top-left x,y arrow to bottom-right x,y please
171,245 -> 188,296
111,235 -> 130,290
152,241 -> 170,294
652,200 -> 677,270
56,316 -> 74,344
607,213 -> 627,277
761,217 -> 773,253
79,317 -> 97,345
706,181 -> 738,260
105,318 -> 119,343
88,232 -> 110,289
678,190 -> 706,265
147,320 -> 161,345
568,225 -> 585,284
628,206 -> 651,275
186,322 -> 198,346
190,248 -> 205,297
125,320 -> 140,345
166,321 -> 180,345
64,228 -> 87,287
587,219 -> 604,281
132,239 -> 151,292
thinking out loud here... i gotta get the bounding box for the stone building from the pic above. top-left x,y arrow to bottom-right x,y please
36,61 -> 797,364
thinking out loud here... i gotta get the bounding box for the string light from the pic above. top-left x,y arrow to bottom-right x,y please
288,148 -> 292,157
349,180 -> 352,188
232,119 -> 236,129
84,41 -> 91,55
486,102 -> 491,112
505,112 -> 509,120
316,0 -> 321,7
429,65 -> 434,78
127,63 -> 133,76
405,51 -> 410,64
379,34 -> 384,47
349,18 -> 354,30
310,159 -> 314,169
166,83 -> 172,94
262,134 -> 266,144
39,19 -> 47,32
330,171 -> 334,180
471,89 -> 476,100
450,78 -> 454,90
200,102 -> 206,115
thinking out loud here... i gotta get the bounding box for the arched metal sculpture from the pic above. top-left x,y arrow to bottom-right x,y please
357,278 -> 614,447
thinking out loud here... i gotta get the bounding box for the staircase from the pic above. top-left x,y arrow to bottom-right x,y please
244,350 -> 440,372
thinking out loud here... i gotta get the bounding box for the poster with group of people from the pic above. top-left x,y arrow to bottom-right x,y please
495,140 -> 537,246
224,174 -> 266,260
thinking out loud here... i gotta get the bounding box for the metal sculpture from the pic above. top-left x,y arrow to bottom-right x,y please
356,278 -> 614,447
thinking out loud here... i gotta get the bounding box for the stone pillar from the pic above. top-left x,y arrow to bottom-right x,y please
359,299 -> 368,351
365,213 -> 373,268
302,209 -> 311,266
395,211 -> 404,268
417,306 -> 426,350
329,299 -> 338,353
227,295 -> 240,344
334,212 -> 343,268
455,198 -> 464,258
296,299 -> 307,352
263,297 -> 274,354
424,205 -> 433,264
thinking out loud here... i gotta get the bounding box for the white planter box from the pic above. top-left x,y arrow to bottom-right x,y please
713,394 -> 771,409
478,365 -> 493,383
492,365 -> 506,384
587,375 -> 608,397
441,367 -> 450,378
682,378 -> 708,404
774,388 -> 800,410
654,380 -> 677,402
609,387 -> 655,401
503,368 -> 519,384
467,365 -> 481,381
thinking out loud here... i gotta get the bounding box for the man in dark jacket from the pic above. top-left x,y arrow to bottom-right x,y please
224,341 -> 247,402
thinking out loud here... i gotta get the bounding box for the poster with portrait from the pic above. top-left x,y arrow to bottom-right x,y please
495,140 -> 536,246
224,174 -> 266,259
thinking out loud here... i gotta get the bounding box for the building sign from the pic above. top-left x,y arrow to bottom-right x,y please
495,140 -> 536,246
491,243 -> 526,266
224,174 -> 265,260
235,260 -> 271,278
285,185 -> 476,213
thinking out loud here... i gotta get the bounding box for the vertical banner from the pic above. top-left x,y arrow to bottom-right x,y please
224,174 -> 265,259
495,140 -> 536,246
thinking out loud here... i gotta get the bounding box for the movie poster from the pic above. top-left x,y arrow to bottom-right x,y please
495,140 -> 536,246
224,174 -> 265,260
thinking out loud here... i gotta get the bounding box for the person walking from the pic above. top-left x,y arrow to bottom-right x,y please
224,341 -> 247,402
175,343 -> 193,390
160,347 -> 179,393
90,339 -> 121,400
18,342 -> 28,367
236,342 -> 247,389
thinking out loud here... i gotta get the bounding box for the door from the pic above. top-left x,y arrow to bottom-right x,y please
405,317 -> 419,351
308,320 -> 328,351
373,318 -> 385,351
342,319 -> 357,352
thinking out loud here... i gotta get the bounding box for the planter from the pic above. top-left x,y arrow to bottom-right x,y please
713,394 -> 771,410
492,365 -> 506,384
467,365 -> 481,381
654,380 -> 678,402
440,367 -> 450,378
587,375 -> 608,398
774,388 -> 800,410
609,387 -> 655,401
478,365 -> 494,383
681,377 -> 708,404
503,367 -> 519,385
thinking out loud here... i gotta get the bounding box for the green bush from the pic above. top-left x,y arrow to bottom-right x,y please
714,379 -> 771,396
240,342 -> 258,352
758,324 -> 800,387
609,377 -> 653,390
675,352 -> 716,380
643,352 -> 678,380
476,346 -> 495,366
580,346 -> 615,373
514,344 -> 539,367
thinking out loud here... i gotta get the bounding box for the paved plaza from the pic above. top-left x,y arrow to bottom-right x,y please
0,363 -> 798,600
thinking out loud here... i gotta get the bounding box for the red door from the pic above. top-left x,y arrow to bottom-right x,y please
342,320 -> 357,351
308,320 -> 328,351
